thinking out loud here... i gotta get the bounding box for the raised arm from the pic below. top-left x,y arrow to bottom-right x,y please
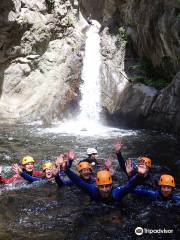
112,163 -> 149,201
66,169 -> 98,198
68,149 -> 76,168
0,174 -> 22,184
55,174 -> 64,187
112,174 -> 144,201
55,172 -> 73,187
114,142 -> 126,174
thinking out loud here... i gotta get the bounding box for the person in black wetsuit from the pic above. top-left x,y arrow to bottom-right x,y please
63,157 -> 149,203
85,148 -> 99,166
84,148 -> 114,175
54,151 -> 96,186
114,141 -> 158,187
134,174 -> 180,203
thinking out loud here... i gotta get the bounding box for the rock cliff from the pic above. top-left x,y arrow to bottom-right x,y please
81,0 -> 180,133
0,0 -> 180,133
0,0 -> 86,123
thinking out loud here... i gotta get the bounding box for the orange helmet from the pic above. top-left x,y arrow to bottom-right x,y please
159,174 -> 175,187
76,161 -> 92,172
96,170 -> 112,185
139,157 -> 152,168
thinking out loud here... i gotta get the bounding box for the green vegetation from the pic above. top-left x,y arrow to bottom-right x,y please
130,76 -> 169,90
177,14 -> 180,20
129,57 -> 171,90
45,0 -> 55,12
131,58 -> 154,78
118,27 -> 128,41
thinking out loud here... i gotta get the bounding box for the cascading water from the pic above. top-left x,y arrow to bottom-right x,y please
78,20 -> 102,125
38,20 -> 136,136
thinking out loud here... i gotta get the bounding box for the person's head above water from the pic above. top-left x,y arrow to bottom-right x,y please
21,156 -> 35,172
87,148 -> 98,155
159,174 -> 175,198
42,162 -> 54,179
138,157 -> 152,169
96,170 -> 112,199
87,148 -> 98,161
76,161 -> 92,180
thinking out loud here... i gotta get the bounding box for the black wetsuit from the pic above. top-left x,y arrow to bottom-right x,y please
116,152 -> 158,188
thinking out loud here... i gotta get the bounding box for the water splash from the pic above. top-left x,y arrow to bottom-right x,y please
36,120 -> 138,137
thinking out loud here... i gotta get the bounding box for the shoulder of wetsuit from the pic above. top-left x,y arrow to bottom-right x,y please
150,174 -> 160,188
22,169 -> 33,176
171,194 -> 180,203
111,186 -> 123,202
59,171 -> 66,177
84,177 -> 96,184
141,173 -> 158,188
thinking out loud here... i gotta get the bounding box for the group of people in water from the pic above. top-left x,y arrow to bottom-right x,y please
0,141 -> 179,204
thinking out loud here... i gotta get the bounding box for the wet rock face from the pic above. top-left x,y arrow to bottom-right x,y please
116,0 -> 180,79
81,0 -> 180,78
0,0 -> 84,123
80,0 -> 105,21
82,0 -> 180,133
147,71 -> 180,132
100,22 -> 158,130
109,0 -> 180,133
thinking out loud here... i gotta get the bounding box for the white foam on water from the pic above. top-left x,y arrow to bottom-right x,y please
36,120 -> 137,138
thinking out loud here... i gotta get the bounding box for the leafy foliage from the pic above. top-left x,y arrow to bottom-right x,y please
45,0 -> 55,13
118,27 -> 128,41
129,57 -> 172,90
131,76 -> 169,90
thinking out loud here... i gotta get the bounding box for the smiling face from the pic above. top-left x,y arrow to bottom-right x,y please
137,160 -> 150,177
23,162 -> 35,172
160,185 -> 173,198
80,168 -> 92,180
45,167 -> 53,179
98,184 -> 112,198
138,159 -> 150,171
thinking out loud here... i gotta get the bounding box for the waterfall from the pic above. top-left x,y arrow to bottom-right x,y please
78,20 -> 102,127
38,21 -> 137,136
42,20 -> 129,135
